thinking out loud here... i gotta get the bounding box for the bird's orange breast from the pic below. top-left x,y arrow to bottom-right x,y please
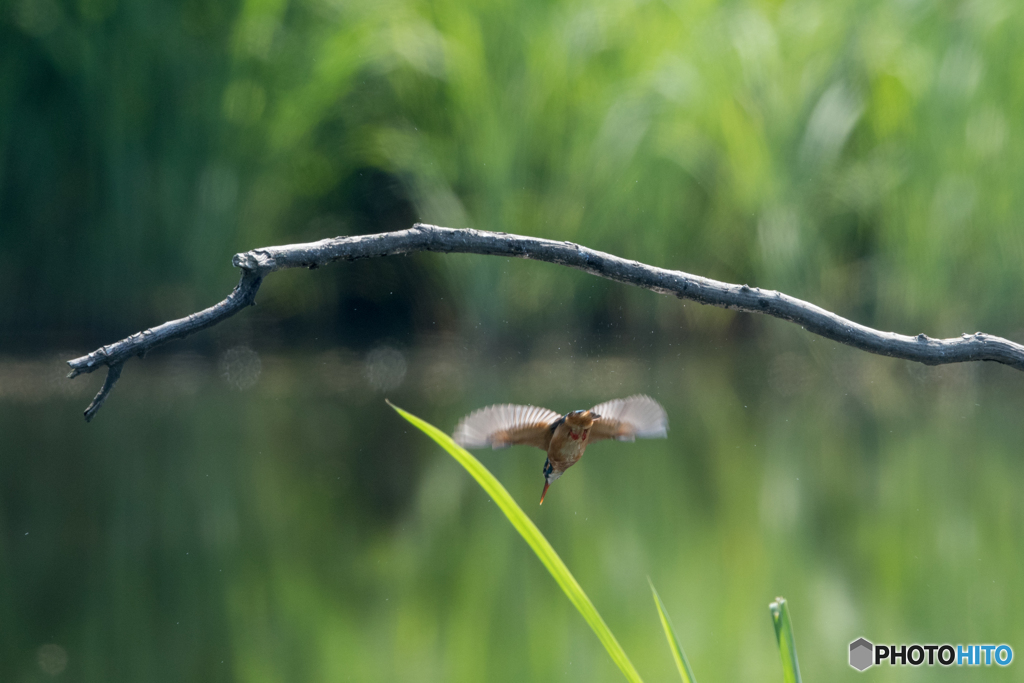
548,428 -> 588,469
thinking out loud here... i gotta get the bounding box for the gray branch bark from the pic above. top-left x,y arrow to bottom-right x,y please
68,223 -> 1024,420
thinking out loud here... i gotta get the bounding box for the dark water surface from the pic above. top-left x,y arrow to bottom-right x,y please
2,338 -> 1022,682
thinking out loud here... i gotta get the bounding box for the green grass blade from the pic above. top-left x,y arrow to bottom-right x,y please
648,579 -> 698,683
389,401 -> 644,683
769,597 -> 802,683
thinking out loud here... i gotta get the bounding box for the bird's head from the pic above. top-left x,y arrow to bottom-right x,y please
564,409 -> 598,430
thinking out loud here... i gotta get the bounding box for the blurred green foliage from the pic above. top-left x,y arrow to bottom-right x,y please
2,0 -> 1023,344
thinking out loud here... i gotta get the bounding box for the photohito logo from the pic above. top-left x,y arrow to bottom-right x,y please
849,638 -> 1012,671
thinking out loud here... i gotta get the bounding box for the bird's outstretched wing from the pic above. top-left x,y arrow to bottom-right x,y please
453,404 -> 561,450
588,395 -> 668,443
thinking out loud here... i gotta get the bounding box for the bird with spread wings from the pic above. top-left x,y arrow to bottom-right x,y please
453,394 -> 668,503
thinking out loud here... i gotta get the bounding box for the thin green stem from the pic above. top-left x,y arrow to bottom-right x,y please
769,597 -> 802,683
649,579 -> 698,683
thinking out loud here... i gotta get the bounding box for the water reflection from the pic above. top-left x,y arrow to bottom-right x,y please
1,340 -> 1022,682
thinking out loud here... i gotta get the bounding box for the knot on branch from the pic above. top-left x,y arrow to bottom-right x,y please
232,250 -> 277,272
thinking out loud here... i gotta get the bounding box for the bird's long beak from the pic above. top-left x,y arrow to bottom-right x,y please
539,481 -> 550,505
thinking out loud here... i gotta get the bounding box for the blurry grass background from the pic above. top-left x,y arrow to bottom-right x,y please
2,0 -> 1024,681
2,0 -> 1023,345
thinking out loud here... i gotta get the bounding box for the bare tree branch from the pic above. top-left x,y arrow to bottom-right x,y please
68,223 -> 1024,420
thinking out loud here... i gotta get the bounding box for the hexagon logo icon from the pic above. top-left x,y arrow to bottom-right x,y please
850,638 -> 874,671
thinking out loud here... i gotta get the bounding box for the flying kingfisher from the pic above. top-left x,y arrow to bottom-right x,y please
453,394 -> 668,504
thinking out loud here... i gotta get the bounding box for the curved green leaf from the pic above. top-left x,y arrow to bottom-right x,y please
389,401 -> 644,683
